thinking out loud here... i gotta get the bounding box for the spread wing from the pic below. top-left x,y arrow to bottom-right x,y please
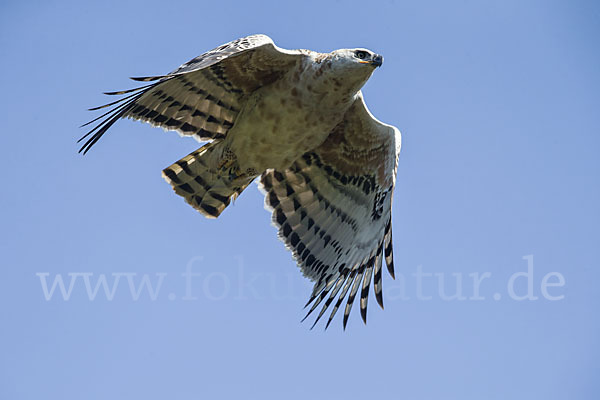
79,34 -> 301,154
260,93 -> 401,329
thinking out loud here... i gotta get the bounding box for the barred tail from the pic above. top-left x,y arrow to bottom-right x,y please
162,143 -> 254,218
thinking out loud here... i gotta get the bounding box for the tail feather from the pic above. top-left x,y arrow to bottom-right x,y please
162,143 -> 254,218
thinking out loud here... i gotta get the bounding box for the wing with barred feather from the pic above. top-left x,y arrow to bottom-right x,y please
79,34 -> 301,153
260,94 -> 401,329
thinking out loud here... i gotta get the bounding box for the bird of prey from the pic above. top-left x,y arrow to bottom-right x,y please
80,34 -> 401,329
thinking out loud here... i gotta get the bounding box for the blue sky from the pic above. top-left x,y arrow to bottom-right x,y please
1,0 -> 599,399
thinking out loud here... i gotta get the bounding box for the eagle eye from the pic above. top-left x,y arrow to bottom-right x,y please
354,50 -> 368,60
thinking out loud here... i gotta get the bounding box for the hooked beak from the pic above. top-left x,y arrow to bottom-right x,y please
371,54 -> 383,67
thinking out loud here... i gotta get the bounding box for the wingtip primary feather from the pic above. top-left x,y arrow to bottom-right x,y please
384,218 -> 395,279
373,247 -> 385,309
310,275 -> 347,330
78,85 -> 149,154
360,307 -> 368,324
359,257 -> 375,325
303,294 -> 316,309
102,83 -> 154,96
325,269 -> 357,330
325,317 -> 334,331
343,310 -> 350,330
342,264 -> 366,330
300,289 -> 327,323
388,263 -> 396,280
130,75 -> 167,82
301,275 -> 341,324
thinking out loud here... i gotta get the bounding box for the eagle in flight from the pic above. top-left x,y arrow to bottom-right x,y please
80,34 -> 401,329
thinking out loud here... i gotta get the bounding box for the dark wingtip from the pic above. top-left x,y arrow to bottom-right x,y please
130,75 -> 165,82
375,292 -> 384,310
303,294 -> 316,309
310,318 -> 319,330
360,307 -> 367,325
387,262 -> 395,280
78,143 -> 90,155
78,136 -> 96,155
300,308 -> 313,323
103,88 -> 142,96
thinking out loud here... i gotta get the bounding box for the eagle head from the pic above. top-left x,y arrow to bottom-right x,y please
331,48 -> 383,69
324,48 -> 383,93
